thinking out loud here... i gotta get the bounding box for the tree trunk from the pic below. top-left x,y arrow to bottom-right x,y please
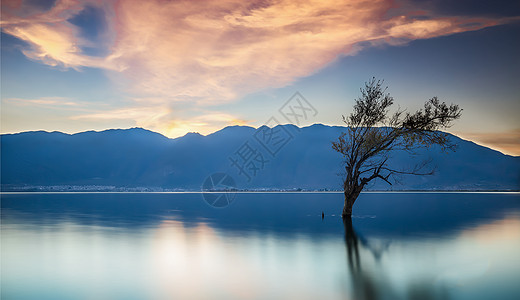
342,187 -> 362,218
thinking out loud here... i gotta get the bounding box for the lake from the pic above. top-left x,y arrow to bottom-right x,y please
1,192 -> 520,300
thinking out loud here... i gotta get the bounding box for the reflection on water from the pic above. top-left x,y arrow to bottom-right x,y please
343,215 -> 520,300
1,192 -> 520,300
344,217 -> 376,300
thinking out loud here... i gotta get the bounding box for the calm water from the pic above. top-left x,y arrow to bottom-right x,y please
2,192 -> 520,300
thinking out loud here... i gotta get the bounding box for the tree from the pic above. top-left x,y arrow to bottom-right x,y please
332,78 -> 462,218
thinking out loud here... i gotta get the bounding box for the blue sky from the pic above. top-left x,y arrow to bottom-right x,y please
1,0 -> 519,155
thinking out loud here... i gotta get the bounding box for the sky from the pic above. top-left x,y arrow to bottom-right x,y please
1,0 -> 519,155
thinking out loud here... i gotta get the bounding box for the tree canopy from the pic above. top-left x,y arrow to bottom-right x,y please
333,78 -> 462,217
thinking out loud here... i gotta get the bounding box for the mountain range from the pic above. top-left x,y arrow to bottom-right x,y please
1,124 -> 519,191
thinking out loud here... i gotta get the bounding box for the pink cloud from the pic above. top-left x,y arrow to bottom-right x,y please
106,0 -> 506,104
1,0 -> 513,136
2,0 -> 508,101
4,96 -> 81,107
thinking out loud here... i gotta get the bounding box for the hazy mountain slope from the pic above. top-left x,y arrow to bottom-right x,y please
1,125 -> 519,190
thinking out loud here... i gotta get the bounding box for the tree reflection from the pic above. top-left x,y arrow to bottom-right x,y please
343,216 -> 378,300
344,217 -> 450,300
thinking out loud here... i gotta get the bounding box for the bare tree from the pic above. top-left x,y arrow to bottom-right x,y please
332,78 -> 462,217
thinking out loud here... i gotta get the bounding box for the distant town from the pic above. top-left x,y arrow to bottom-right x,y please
1,185 -> 518,193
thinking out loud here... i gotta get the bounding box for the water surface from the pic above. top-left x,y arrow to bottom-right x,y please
2,192 -> 520,300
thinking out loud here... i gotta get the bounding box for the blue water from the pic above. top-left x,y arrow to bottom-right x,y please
2,192 -> 520,300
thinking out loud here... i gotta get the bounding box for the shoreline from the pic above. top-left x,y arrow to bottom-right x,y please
2,190 -> 519,194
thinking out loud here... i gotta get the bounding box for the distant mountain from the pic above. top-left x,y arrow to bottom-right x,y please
1,125 -> 519,191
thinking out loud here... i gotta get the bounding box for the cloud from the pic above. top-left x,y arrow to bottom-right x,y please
398,0 -> 520,18
1,0 -> 120,70
107,0 -> 506,104
3,96 -> 81,107
2,0 -> 509,101
71,104 -> 248,138
1,0 -> 513,136
458,129 -> 520,156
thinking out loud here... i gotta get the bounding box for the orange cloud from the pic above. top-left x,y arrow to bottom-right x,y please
106,0 -> 506,104
457,129 -> 520,156
1,0 -> 122,70
1,0 -> 513,136
162,113 -> 250,138
2,0 -> 508,101
70,103 -> 246,138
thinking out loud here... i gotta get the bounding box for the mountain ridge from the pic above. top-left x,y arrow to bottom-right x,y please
3,124 -> 516,157
1,125 -> 519,191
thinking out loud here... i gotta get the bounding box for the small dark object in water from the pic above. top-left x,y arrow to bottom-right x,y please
322,211 -> 324,219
